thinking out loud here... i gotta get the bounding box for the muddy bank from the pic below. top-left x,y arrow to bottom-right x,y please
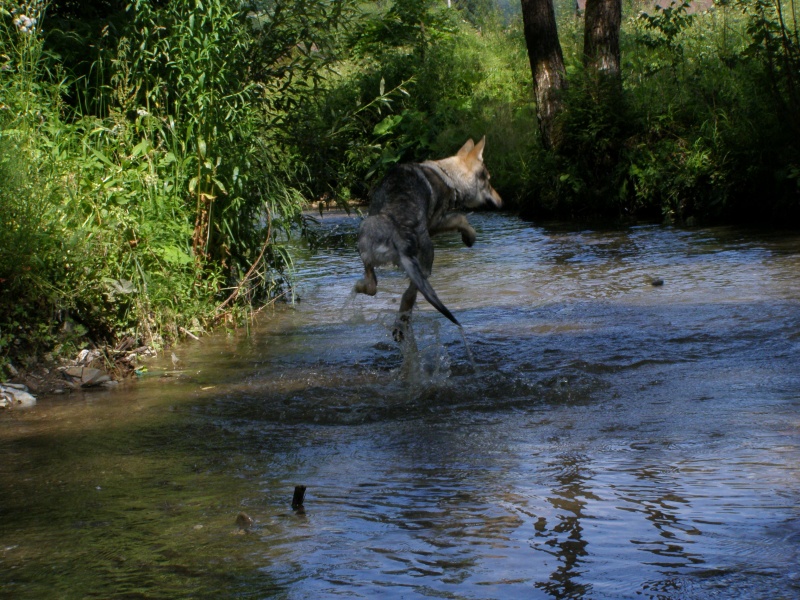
2,341 -> 156,403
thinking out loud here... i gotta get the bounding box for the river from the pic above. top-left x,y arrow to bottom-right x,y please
1,212 -> 799,599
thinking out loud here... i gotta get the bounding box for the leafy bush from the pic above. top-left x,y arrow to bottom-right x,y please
0,0 -> 350,372
516,0 -> 799,223
289,3 -> 538,207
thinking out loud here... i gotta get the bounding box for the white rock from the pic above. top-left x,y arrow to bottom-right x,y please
0,384 -> 37,408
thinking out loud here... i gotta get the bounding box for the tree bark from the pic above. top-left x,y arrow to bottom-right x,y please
583,0 -> 622,77
520,0 -> 567,150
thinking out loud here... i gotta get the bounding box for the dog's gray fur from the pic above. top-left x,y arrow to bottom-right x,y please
354,137 -> 502,335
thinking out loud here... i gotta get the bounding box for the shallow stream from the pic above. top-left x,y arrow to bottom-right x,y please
2,212 -> 799,599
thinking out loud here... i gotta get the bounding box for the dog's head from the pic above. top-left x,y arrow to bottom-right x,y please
441,136 -> 503,210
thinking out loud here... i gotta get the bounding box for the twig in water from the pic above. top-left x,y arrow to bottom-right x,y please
215,211 -> 274,314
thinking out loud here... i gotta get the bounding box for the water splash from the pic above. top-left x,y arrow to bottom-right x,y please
396,320 -> 452,393
343,287 -> 369,324
458,325 -> 477,372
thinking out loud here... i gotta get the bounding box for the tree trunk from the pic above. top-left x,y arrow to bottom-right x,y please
520,0 -> 567,150
583,0 -> 621,77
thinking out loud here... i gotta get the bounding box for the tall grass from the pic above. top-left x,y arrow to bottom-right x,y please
0,0 -> 313,372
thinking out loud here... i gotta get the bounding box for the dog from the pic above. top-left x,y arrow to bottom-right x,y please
354,136 -> 502,338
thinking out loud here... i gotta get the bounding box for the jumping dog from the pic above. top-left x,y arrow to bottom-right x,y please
354,137 -> 502,338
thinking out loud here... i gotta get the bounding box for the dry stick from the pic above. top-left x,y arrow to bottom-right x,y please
292,485 -> 307,510
251,289 -> 290,317
179,327 -> 200,341
215,212 -> 273,315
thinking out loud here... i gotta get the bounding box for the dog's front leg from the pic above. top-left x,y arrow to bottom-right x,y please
354,264 -> 378,296
431,213 -> 476,247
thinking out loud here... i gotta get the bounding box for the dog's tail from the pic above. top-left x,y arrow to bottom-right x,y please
398,253 -> 460,327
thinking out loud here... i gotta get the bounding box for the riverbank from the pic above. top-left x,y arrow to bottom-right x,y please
1,341 -> 157,406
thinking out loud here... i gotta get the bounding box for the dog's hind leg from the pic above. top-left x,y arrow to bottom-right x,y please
393,282 -> 418,342
394,234 -> 434,341
399,281 -> 419,315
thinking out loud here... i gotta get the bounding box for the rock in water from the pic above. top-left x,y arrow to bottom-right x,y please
63,366 -> 112,387
235,512 -> 254,529
0,384 -> 37,408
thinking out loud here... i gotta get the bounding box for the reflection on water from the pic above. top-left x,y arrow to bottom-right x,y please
1,213 -> 799,599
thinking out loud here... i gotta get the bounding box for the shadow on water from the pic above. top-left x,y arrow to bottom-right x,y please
2,212 -> 800,599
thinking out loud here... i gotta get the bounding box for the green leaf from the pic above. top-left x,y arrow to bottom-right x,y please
131,139 -> 152,158
373,114 -> 402,136
158,246 -> 193,266
91,149 -> 114,166
212,178 -> 228,195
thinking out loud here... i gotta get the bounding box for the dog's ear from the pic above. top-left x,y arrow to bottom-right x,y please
468,136 -> 487,163
457,138 -> 475,158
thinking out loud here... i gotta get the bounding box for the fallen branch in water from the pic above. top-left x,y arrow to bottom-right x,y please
179,327 -> 200,341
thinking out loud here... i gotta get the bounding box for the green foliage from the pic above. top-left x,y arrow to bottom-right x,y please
620,0 -> 799,222
0,0 -> 351,372
288,0 -> 797,225
539,70 -> 630,217
638,0 -> 695,53
514,0 -> 800,223
115,0 -> 266,267
0,1 -> 88,368
282,0 -> 461,205
289,4 -> 537,207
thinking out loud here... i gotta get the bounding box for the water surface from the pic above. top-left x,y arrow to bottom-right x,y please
1,213 -> 799,599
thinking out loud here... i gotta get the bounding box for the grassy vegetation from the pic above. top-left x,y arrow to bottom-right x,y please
0,0 -> 332,372
1,0 -> 798,376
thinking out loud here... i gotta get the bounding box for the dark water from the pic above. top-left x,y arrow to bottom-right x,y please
1,213 -> 799,599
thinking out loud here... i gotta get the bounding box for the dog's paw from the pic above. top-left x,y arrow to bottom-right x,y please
354,279 -> 377,296
461,227 -> 476,248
